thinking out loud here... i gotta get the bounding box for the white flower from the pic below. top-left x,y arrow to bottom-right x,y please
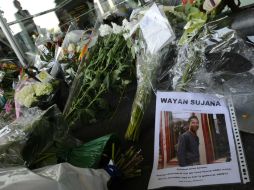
112,23 -> 123,34
122,18 -> 140,40
122,19 -> 132,32
76,45 -> 81,53
67,43 -> 76,53
99,24 -> 113,37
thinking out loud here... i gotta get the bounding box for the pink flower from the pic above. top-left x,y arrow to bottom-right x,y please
4,101 -> 12,113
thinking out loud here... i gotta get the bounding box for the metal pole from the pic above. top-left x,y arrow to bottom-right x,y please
0,11 -> 27,68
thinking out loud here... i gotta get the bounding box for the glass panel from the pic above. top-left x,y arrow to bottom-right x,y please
0,0 -> 138,62
0,1 -> 94,61
0,0 -> 62,22
0,0 -> 63,34
0,29 -> 17,60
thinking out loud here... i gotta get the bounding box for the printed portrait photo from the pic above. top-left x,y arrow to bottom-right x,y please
158,112 -> 231,169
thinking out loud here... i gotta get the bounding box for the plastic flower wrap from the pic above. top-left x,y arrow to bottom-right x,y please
34,25 -> 90,85
125,3 -> 175,141
0,163 -> 110,190
125,51 -> 158,141
0,105 -> 67,168
14,77 -> 60,119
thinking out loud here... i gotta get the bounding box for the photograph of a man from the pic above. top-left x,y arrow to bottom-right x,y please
157,111 -> 231,169
177,115 -> 200,167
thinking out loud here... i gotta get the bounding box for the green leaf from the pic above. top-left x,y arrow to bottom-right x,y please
131,47 -> 136,59
185,2 -> 192,13
67,134 -> 119,168
85,108 -> 95,118
189,7 -> 200,14
97,98 -> 108,109
64,33 -> 136,126
89,78 -> 98,89
103,74 -> 110,90
195,0 -> 203,7
112,69 -> 121,82
127,39 -> 132,48
122,80 -> 131,85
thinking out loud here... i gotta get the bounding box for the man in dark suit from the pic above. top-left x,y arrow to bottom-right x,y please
13,0 -> 38,37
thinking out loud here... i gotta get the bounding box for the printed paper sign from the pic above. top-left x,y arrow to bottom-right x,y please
148,92 -> 244,189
